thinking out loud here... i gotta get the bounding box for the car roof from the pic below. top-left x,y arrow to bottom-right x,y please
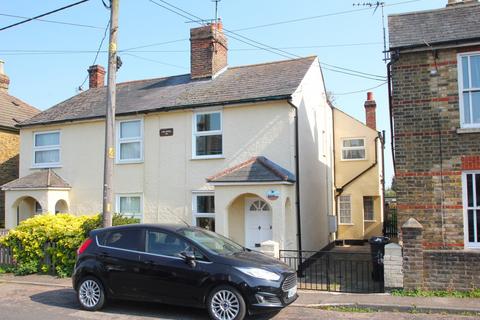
90,223 -> 197,236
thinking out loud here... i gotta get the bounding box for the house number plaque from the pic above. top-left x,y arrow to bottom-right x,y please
159,128 -> 174,136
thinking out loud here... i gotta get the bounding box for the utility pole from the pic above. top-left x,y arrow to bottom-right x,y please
102,0 -> 119,227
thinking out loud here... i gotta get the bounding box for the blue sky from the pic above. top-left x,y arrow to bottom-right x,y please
1,0 -> 445,187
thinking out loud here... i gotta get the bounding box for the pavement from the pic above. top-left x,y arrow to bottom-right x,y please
1,274 -> 479,317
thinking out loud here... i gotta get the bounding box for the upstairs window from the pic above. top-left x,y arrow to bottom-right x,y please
458,53 -> 480,128
117,119 -> 143,163
33,131 -> 60,167
339,195 -> 352,224
193,111 -> 222,158
341,138 -> 366,160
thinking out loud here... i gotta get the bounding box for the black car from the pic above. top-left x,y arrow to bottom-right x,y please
72,224 -> 298,320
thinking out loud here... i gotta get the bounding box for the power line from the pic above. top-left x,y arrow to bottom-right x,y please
333,81 -> 387,96
148,0 -> 386,81
0,13 -> 103,29
122,53 -> 187,70
0,41 -> 383,55
0,0 -> 90,31
231,0 -> 421,32
78,19 -> 110,91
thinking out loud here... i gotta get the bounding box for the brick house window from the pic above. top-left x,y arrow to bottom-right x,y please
463,172 -> 480,248
458,52 -> 480,128
339,195 -> 352,224
33,131 -> 60,167
363,196 -> 375,221
192,192 -> 215,231
341,138 -> 366,160
193,111 -> 223,158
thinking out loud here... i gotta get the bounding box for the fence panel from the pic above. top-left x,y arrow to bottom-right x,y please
280,250 -> 384,293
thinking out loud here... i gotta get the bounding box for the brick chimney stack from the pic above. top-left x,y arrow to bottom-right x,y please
88,65 -> 106,89
0,60 -> 10,92
190,21 -> 228,79
364,92 -> 377,130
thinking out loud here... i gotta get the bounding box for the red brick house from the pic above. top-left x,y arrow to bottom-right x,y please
388,0 -> 480,290
0,61 -> 40,228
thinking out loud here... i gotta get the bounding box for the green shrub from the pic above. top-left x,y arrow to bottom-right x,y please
0,213 -> 139,277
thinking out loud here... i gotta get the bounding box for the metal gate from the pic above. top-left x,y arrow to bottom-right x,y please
279,250 -> 384,293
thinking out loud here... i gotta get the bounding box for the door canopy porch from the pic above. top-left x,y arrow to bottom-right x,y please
1,169 -> 71,229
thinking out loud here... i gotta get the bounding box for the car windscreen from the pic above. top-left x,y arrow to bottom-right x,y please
178,228 -> 244,255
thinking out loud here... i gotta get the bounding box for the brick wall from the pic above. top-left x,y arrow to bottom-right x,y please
424,250 -> 480,291
392,46 -> 480,249
0,130 -> 20,228
392,46 -> 480,290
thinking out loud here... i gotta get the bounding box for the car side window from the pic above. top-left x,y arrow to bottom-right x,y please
146,230 -> 206,260
101,228 -> 145,252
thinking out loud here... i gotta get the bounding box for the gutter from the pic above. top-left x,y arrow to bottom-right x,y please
16,94 -> 292,129
287,100 -> 302,254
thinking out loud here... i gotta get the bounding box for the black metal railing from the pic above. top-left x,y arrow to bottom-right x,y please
279,250 -> 384,293
384,208 -> 398,238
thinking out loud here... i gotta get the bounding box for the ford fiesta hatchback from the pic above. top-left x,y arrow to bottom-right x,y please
72,224 -> 298,320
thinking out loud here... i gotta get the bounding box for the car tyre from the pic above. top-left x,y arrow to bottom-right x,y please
207,285 -> 246,320
77,276 -> 106,311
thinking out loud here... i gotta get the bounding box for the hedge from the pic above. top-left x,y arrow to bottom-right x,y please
0,213 -> 138,277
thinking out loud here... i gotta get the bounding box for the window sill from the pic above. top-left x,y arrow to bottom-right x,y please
339,223 -> 354,226
191,155 -> 225,160
364,220 -> 376,223
340,158 -> 367,162
31,164 -> 62,169
116,160 -> 144,165
457,127 -> 480,134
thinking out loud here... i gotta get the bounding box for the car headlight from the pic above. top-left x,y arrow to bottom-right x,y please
234,267 -> 281,281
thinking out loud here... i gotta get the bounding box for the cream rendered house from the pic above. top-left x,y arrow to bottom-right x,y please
2,22 -> 334,253
333,93 -> 384,241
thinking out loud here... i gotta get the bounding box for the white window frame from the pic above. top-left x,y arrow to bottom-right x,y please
338,195 -> 352,225
116,119 -> 144,164
33,130 -> 61,168
462,171 -> 480,249
341,137 -> 366,161
192,110 -> 223,159
115,194 -> 143,221
458,52 -> 480,129
192,191 -> 215,227
363,196 -> 375,222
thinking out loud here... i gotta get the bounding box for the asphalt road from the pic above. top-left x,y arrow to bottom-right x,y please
0,282 -> 478,320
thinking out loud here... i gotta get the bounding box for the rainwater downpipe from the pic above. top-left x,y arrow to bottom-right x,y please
287,100 -> 303,256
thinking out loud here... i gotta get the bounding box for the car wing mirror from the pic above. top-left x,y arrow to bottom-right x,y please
180,250 -> 196,267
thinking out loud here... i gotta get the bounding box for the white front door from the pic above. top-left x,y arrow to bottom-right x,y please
245,198 -> 272,249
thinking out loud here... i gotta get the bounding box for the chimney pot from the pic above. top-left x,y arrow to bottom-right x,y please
190,21 -> 228,79
364,91 -> 377,130
88,65 -> 106,89
0,60 -> 10,92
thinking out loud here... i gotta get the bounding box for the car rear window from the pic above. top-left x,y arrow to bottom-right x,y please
100,228 -> 144,252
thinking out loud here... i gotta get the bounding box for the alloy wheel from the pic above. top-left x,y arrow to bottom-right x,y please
211,289 -> 240,320
79,279 -> 101,308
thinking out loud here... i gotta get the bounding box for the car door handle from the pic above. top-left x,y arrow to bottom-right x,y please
143,260 -> 154,265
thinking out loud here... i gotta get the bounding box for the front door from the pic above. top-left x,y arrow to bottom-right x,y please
245,198 -> 272,249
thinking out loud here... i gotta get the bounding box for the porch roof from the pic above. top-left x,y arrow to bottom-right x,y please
207,156 -> 296,183
1,169 -> 71,190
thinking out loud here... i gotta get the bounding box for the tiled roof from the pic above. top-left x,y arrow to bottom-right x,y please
207,156 -> 296,183
1,169 -> 71,190
0,91 -> 40,130
19,56 -> 317,127
389,2 -> 480,50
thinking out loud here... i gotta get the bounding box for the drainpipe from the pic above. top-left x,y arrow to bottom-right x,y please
329,101 -> 338,241
287,100 -> 302,255
387,51 -> 399,175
